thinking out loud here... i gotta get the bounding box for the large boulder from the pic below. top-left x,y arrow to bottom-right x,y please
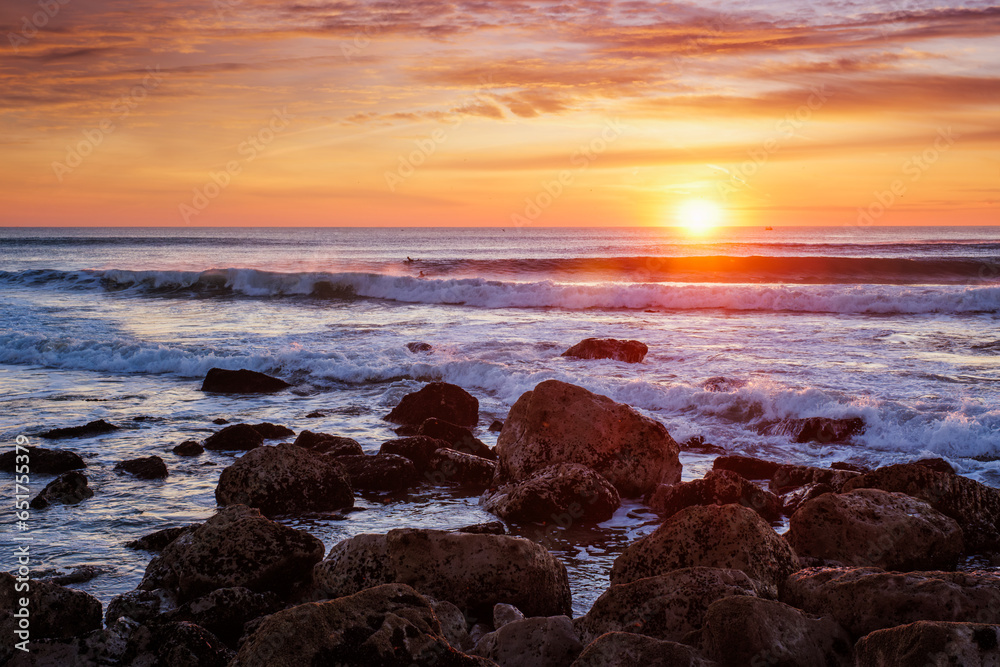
334,454 -> 419,492
139,504 -> 325,603
483,463 -> 620,524
200,367 -> 291,393
647,469 -> 781,521
232,583 -> 492,666
575,567 -> 766,644
385,382 -> 479,427
312,528 -> 572,619
769,464 -> 860,494
293,430 -> 364,456
419,418 -> 496,460
786,489 -> 964,570
203,424 -> 264,451
571,632 -> 715,667
39,419 -> 119,439
609,504 -> 798,597
561,338 -> 648,363
495,380 -> 681,497
790,416 -> 866,444
427,448 -> 497,490
781,568 -> 1000,638
842,463 -> 1000,552
855,621 -> 1000,666
0,446 -> 85,473
474,615 -> 583,667
115,455 -> 169,479
699,596 -> 854,667
215,443 -> 353,516
29,471 -> 93,509
711,454 -> 781,480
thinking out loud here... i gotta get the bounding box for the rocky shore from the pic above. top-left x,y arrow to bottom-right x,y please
4,359 -> 999,665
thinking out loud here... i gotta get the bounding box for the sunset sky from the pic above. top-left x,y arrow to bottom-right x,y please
1,0 -> 998,227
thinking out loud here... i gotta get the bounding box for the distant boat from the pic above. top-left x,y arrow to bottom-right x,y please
765,226 -> 773,230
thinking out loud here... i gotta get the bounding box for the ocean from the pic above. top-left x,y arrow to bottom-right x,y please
2,225 -> 999,616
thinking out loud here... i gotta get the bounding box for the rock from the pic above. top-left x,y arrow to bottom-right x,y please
699,596 -> 853,667
790,416 -> 866,443
831,461 -> 870,473
647,469 -> 781,521
786,489 -> 964,570
475,615 -> 583,667
455,521 -> 507,535
127,526 -> 194,552
711,454 -> 781,480
163,587 -> 282,647
203,423 -> 264,451
312,528 -> 572,619
495,380 -> 681,497
250,422 -> 295,439
407,341 -> 433,352
5,618 -> 136,667
419,417 -> 496,460
380,435 -> 451,472
781,482 -> 834,515
769,464 -> 860,494
609,504 -> 798,597
385,382 -> 480,427
106,589 -> 177,625
913,457 -> 957,474
702,376 -> 747,392
233,583 -> 492,666
334,454 -> 419,492
679,436 -> 725,455
115,455 -> 169,479
304,411 -> 324,418
483,463 -> 620,524
433,599 -> 473,651
576,567 -> 766,644
781,568 -> 1000,638
428,448 -> 497,489
571,632 -> 715,667
394,424 -> 422,436
38,419 -> 119,439
489,419 -> 504,432
122,621 -> 233,666
200,367 -> 291,393
212,417 -> 230,425
35,565 -> 106,586
494,603 -> 525,629
29,470 -> 94,509
855,621 -> 1000,666
0,446 -> 86,473
561,338 -> 648,363
842,463 -> 1000,552
139,504 -> 325,603
293,430 -> 364,456
215,443 -> 354,516
172,440 -> 204,456
0,572 -> 102,646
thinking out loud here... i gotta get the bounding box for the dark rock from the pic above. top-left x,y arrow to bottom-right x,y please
761,416 -> 866,444
115,455 -> 169,479
380,435 -> 452,472
304,411 -> 324,419
702,376 -> 747,392
250,422 -> 294,440
234,583 -> 492,666
679,436 -> 725,454
173,440 -> 204,456
483,463 -> 620,523
406,341 -> 433,352
913,457 -> 957,474
474,615 -> 583,667
496,380 -> 682,497
127,526 -> 194,552
39,419 -> 119,439
212,418 -> 229,425
5,618 -> 136,666
384,381 -> 480,427
203,423 -> 264,451
394,424 -> 421,436
0,572 -> 102,648
200,367 -> 291,393
561,338 -> 648,363
781,482 -> 834,515
786,489 -> 964,570
215,443 -> 354,516
292,430 -> 363,456
781,567 -> 1000,638
334,454 -> 419,492
831,461 -> 870,473
842,463 -> 1000,552
139,504 -> 325,603
428,448 -> 497,489
122,621 -> 233,667
106,589 -> 177,625
712,454 -> 781,480
30,471 -> 93,509
855,621 -> 1000,666
699,596 -> 853,667
609,504 -> 798,597
419,417 -> 496,460
312,528 -> 572,619
647,469 -> 782,521
35,565 -> 106,586
576,567 -> 766,644
571,632 -> 714,667
489,419 -> 504,432
0,446 -> 86,474
494,603 -> 525,628
455,521 -> 506,535
769,464 -> 861,494
163,587 -> 282,647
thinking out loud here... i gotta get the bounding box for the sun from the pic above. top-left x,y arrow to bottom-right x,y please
676,199 -> 723,233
